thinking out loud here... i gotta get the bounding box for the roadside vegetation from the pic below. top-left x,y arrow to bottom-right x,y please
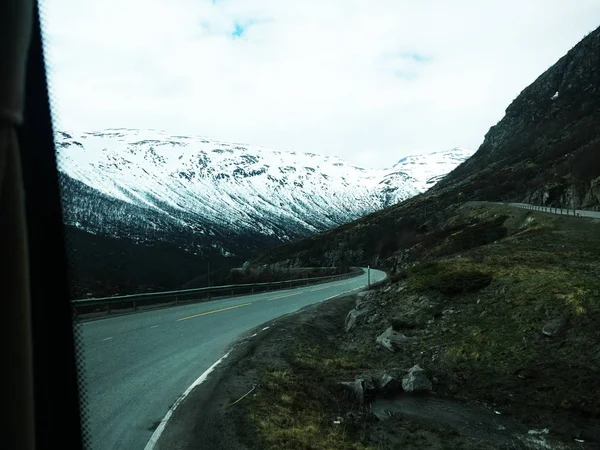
235,204 -> 600,449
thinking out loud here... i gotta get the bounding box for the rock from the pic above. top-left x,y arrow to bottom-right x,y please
402,365 -> 432,392
339,378 -> 376,405
355,292 -> 372,309
376,326 -> 416,352
542,317 -> 566,336
367,313 -> 379,324
364,377 -> 376,402
356,291 -> 378,309
345,308 -> 367,332
374,373 -> 402,396
340,379 -> 364,404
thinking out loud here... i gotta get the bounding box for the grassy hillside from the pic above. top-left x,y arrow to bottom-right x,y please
237,203 -> 600,449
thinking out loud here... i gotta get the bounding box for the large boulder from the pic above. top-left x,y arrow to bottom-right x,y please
376,326 -> 416,352
402,365 -> 432,392
345,308 -> 370,332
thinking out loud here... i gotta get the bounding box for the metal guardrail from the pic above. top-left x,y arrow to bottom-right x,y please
506,202 -> 592,217
72,268 -> 365,315
467,201 -> 600,218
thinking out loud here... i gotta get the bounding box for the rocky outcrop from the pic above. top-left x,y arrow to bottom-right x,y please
402,365 -> 432,392
345,308 -> 367,332
435,26 -> 600,210
582,176 -> 600,209
346,291 -> 378,331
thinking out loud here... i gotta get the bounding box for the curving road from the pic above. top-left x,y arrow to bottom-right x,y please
78,268 -> 387,450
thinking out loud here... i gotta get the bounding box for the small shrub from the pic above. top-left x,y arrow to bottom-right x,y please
408,261 -> 492,295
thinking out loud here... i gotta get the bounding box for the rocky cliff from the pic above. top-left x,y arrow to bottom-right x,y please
436,26 -> 600,209
252,26 -> 600,270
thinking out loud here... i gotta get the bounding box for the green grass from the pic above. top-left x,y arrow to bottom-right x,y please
242,204 -> 600,449
243,345 -> 375,450
401,207 -> 600,417
406,260 -> 493,295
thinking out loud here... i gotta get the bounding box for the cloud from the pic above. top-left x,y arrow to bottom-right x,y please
41,0 -> 600,168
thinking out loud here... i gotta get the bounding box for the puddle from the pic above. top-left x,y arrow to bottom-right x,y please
372,394 -> 557,448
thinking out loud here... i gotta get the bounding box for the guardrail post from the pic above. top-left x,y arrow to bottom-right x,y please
133,299 -> 137,312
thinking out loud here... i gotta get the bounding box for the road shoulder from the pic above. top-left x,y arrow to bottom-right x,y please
154,294 -> 358,450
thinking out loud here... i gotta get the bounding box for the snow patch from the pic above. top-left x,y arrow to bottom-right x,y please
56,129 -> 473,252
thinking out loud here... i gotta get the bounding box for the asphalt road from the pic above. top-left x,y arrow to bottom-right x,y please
78,268 -> 386,450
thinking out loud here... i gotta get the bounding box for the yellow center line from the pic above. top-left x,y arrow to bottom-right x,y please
267,291 -> 304,301
177,303 -> 252,321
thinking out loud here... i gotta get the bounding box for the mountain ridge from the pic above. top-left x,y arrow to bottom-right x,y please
57,129 -> 473,253
56,129 -> 473,296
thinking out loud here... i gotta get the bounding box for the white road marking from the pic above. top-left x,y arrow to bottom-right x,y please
262,326 -> 269,331
267,291 -> 303,301
322,285 -> 365,302
143,351 -> 231,450
102,337 -> 113,341
151,325 -> 159,329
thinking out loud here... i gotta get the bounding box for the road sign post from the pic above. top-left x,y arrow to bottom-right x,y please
367,266 -> 371,290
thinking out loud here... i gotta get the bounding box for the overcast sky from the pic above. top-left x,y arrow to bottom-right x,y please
42,0 -> 599,168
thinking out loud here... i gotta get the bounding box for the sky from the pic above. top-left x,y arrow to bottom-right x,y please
41,0 -> 600,168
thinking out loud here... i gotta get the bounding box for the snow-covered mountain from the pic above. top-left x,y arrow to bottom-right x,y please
393,147 -> 476,192
56,129 -> 472,260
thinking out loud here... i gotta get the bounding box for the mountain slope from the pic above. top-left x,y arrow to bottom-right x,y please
56,130 -> 473,255
433,27 -> 600,209
55,130 -> 473,296
252,25 -> 600,270
240,26 -> 600,449
57,129 -> 419,245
